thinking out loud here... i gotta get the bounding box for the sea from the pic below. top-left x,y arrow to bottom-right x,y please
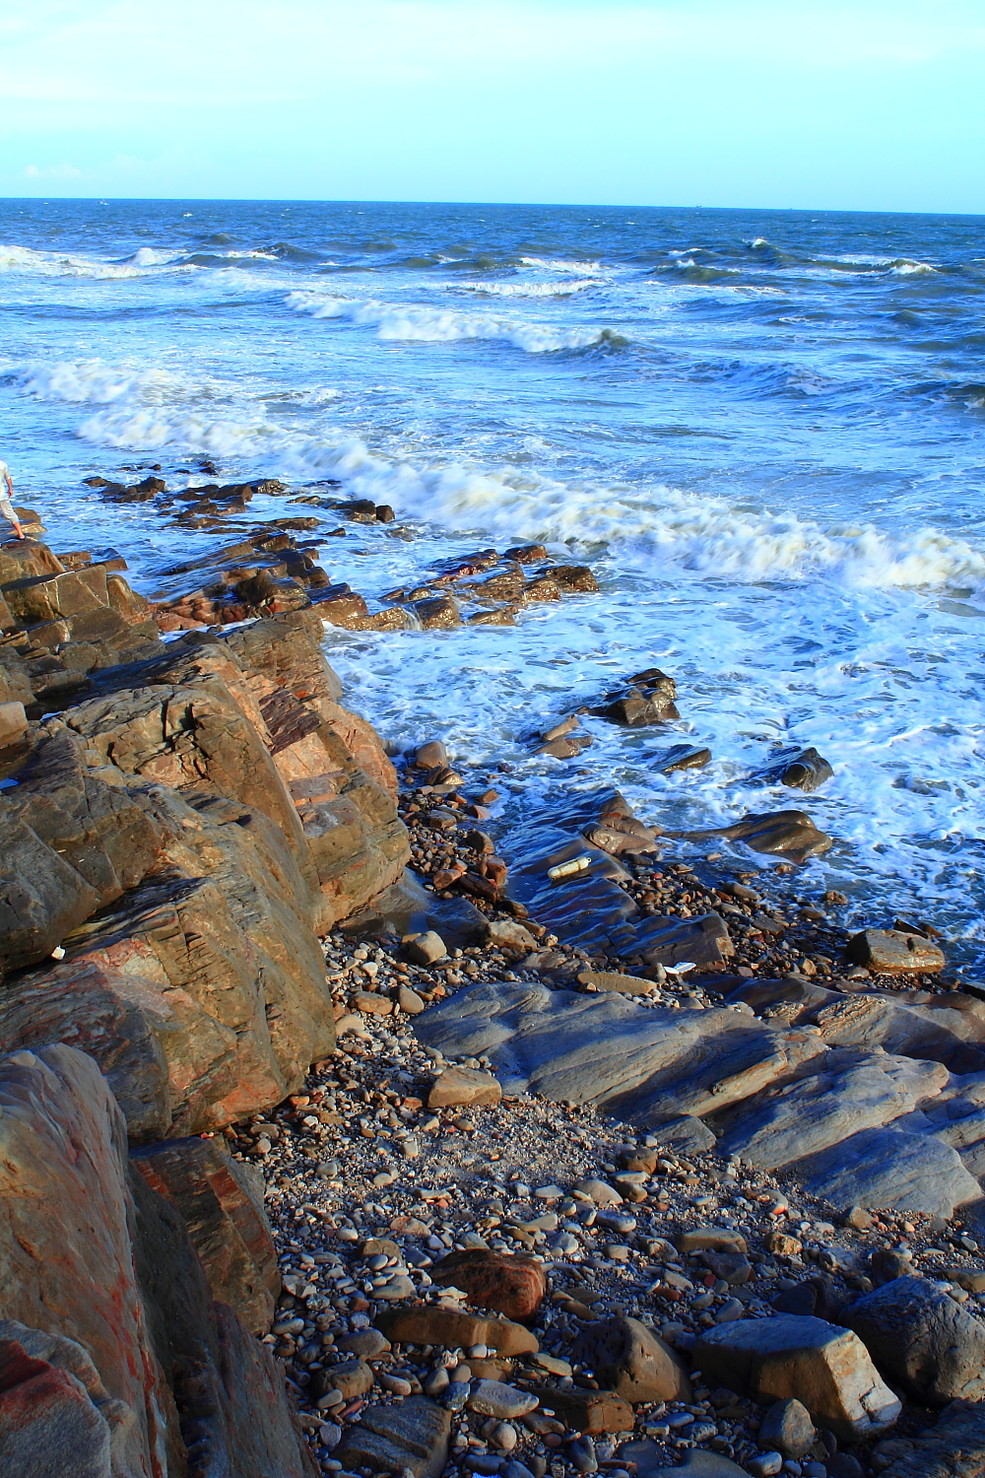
2,199 -> 984,971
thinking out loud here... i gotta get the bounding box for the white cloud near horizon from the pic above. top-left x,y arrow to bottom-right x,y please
0,0 -> 983,209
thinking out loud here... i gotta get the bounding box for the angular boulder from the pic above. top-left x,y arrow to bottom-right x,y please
571,1316 -> 691,1404
692,1315 -> 901,1439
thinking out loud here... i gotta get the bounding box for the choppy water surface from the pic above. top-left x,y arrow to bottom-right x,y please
2,199 -> 984,968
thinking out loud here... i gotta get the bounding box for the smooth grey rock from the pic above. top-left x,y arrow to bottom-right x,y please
847,1276 -> 985,1405
718,1048 -> 949,1169
645,1115 -> 717,1154
797,1126 -> 981,1219
414,980 -> 821,1117
466,1380 -> 538,1420
619,1445 -> 751,1477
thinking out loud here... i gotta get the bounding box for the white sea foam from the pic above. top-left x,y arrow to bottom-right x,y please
457,278 -> 602,298
14,353 -> 985,600
0,241 -> 190,280
519,255 -> 602,274
285,291 -> 613,352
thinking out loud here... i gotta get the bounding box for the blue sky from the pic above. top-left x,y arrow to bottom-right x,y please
1,0 -> 983,210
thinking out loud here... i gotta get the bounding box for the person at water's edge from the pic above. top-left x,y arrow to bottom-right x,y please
0,457 -> 25,540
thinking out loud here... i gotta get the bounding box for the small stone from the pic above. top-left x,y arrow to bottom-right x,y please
747,1456 -> 783,1478
403,931 -> 448,966
338,1330 -> 391,1358
311,1358 -> 375,1402
678,1228 -> 748,1256
399,986 -> 427,1015
568,1435 -> 598,1474
575,1180 -> 623,1207
467,1380 -> 539,1420
428,1067 -> 502,1109
758,1399 -> 816,1459
486,1421 -> 518,1452
376,1275 -> 416,1301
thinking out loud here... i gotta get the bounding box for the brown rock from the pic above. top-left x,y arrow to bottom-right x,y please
428,1066 -> 502,1108
532,1385 -> 634,1433
570,1316 -> 691,1404
375,1305 -> 538,1356
846,929 -> 945,974
430,1249 -> 547,1321
412,593 -> 461,629
871,1399 -> 985,1478
693,1315 -> 901,1440
593,668 -> 680,727
131,1136 -> 279,1334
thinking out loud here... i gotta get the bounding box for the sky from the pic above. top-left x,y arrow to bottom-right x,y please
0,0 -> 983,211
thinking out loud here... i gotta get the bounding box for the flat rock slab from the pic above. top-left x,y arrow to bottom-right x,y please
678,808 -> 833,863
375,1305 -> 538,1357
795,1125 -> 981,1220
414,980 -> 822,1120
846,929 -> 945,974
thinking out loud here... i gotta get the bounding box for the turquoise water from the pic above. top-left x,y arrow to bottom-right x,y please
2,200 -> 984,968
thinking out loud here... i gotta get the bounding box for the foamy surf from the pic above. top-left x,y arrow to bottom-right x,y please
285,291 -> 617,352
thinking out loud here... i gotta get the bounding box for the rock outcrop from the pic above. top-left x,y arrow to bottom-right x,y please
0,1043 -> 316,1478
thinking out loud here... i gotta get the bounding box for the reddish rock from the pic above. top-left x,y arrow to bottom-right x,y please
375,1305 -> 538,1357
131,1137 -> 280,1334
430,1249 -> 547,1322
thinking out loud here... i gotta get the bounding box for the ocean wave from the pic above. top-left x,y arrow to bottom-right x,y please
10,358 -> 198,406
285,291 -> 620,352
0,242 -> 174,280
519,255 -> 602,275
28,356 -> 981,598
456,278 -> 602,298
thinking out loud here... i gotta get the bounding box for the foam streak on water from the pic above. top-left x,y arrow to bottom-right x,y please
1,199 -> 984,969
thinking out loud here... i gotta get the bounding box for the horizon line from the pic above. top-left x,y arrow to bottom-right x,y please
1,195 -> 983,220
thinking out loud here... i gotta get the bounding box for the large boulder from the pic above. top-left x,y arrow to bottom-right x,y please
847,1276 -> 985,1405
692,1315 -> 900,1440
570,1316 -> 691,1403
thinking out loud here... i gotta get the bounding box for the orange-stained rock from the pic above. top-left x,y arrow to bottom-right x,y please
430,1249 -> 547,1322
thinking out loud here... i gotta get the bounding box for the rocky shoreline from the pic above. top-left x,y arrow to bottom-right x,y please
1,482 -> 984,1477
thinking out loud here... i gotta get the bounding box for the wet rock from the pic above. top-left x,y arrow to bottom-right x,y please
845,929 -> 945,975
847,1276 -> 985,1405
758,1398 -> 817,1459
653,744 -> 712,773
692,1314 -> 901,1440
571,1316 -> 691,1403
592,669 -> 680,727
428,1066 -> 503,1108
679,809 -> 833,863
756,746 -> 833,793
430,1249 -> 547,1321
335,1397 -> 451,1478
375,1306 -> 538,1357
413,593 -> 461,629
484,918 -> 539,955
